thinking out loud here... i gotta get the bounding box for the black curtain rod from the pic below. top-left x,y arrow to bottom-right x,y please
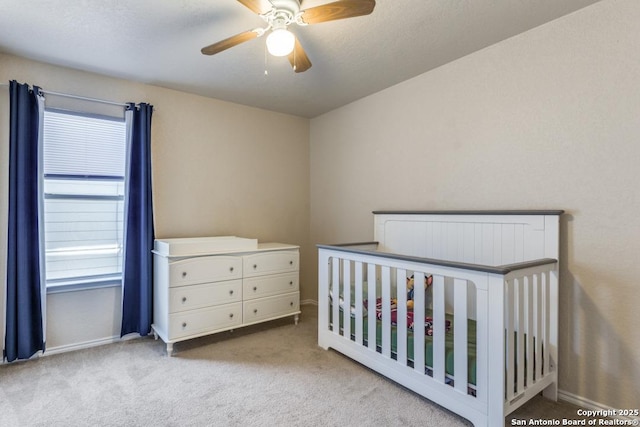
1,82 -> 149,109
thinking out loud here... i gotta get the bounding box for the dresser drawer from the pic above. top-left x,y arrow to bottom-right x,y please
169,255 -> 242,287
243,251 -> 299,278
243,272 -> 298,301
169,303 -> 242,339
243,292 -> 299,324
169,280 -> 242,313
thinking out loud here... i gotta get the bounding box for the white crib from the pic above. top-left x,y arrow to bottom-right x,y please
317,211 -> 562,427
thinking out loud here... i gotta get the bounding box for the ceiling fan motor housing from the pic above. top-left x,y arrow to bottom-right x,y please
261,0 -> 305,28
267,0 -> 301,18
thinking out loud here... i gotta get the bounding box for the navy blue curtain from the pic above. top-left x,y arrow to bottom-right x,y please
121,103 -> 154,337
5,81 -> 45,362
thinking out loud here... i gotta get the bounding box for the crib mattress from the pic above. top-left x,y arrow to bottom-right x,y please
332,309 -> 477,386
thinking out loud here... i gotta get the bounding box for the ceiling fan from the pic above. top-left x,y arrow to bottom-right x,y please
201,0 -> 376,73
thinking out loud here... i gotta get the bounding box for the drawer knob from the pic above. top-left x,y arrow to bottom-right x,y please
290,301 -> 294,306
229,290 -> 234,295
253,309 -> 258,314
290,261 -> 293,265
182,297 -> 187,303
182,322 -> 187,328
253,264 -> 257,269
253,286 -> 257,291
229,313 -> 234,318
289,281 -> 293,285
182,272 -> 187,278
229,267 -> 234,272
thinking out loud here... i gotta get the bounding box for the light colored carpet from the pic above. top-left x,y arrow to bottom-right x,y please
0,306 -> 583,427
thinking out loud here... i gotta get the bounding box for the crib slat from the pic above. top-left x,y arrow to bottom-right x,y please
396,269 -> 408,365
453,278 -> 468,394
381,266 -> 392,358
505,278 -> 515,400
367,264 -> 377,352
534,273 -> 542,381
474,278 -> 489,404
525,275 -> 534,387
354,262 -> 364,345
413,272 -> 426,375
342,260 -> 351,340
516,277 -> 525,395
543,270 -> 550,376
331,258 -> 340,337
432,275 -> 445,382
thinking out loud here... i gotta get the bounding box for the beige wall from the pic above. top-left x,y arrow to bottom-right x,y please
0,53 -> 311,350
310,0 -> 639,410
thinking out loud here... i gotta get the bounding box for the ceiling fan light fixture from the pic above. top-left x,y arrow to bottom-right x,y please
266,28 -> 295,57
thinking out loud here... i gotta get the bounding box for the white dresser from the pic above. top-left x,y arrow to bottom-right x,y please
152,237 -> 300,355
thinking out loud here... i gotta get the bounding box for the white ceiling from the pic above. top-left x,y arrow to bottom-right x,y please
0,0 -> 601,118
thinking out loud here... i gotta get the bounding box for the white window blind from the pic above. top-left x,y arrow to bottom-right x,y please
43,110 -> 125,177
42,109 -> 127,289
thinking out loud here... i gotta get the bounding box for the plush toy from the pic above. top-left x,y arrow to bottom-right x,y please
406,274 -> 433,310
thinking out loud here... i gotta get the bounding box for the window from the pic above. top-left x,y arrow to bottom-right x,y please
42,109 -> 126,291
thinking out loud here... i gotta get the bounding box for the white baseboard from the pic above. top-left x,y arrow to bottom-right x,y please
44,335 -> 121,356
1,336 -> 121,364
559,389 -> 603,409
558,389 -> 637,421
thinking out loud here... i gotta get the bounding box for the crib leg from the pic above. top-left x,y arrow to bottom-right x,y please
542,381 -> 558,401
317,330 -> 331,350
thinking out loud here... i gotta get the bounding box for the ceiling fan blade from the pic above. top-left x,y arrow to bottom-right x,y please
237,0 -> 273,15
299,0 -> 375,25
288,37 -> 312,73
201,30 -> 260,55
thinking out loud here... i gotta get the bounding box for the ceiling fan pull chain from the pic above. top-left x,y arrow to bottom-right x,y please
264,43 -> 269,76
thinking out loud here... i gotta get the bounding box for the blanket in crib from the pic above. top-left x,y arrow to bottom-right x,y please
368,297 -> 451,336
329,290 -> 451,336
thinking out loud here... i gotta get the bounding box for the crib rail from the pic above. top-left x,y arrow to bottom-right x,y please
318,244 -> 558,425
